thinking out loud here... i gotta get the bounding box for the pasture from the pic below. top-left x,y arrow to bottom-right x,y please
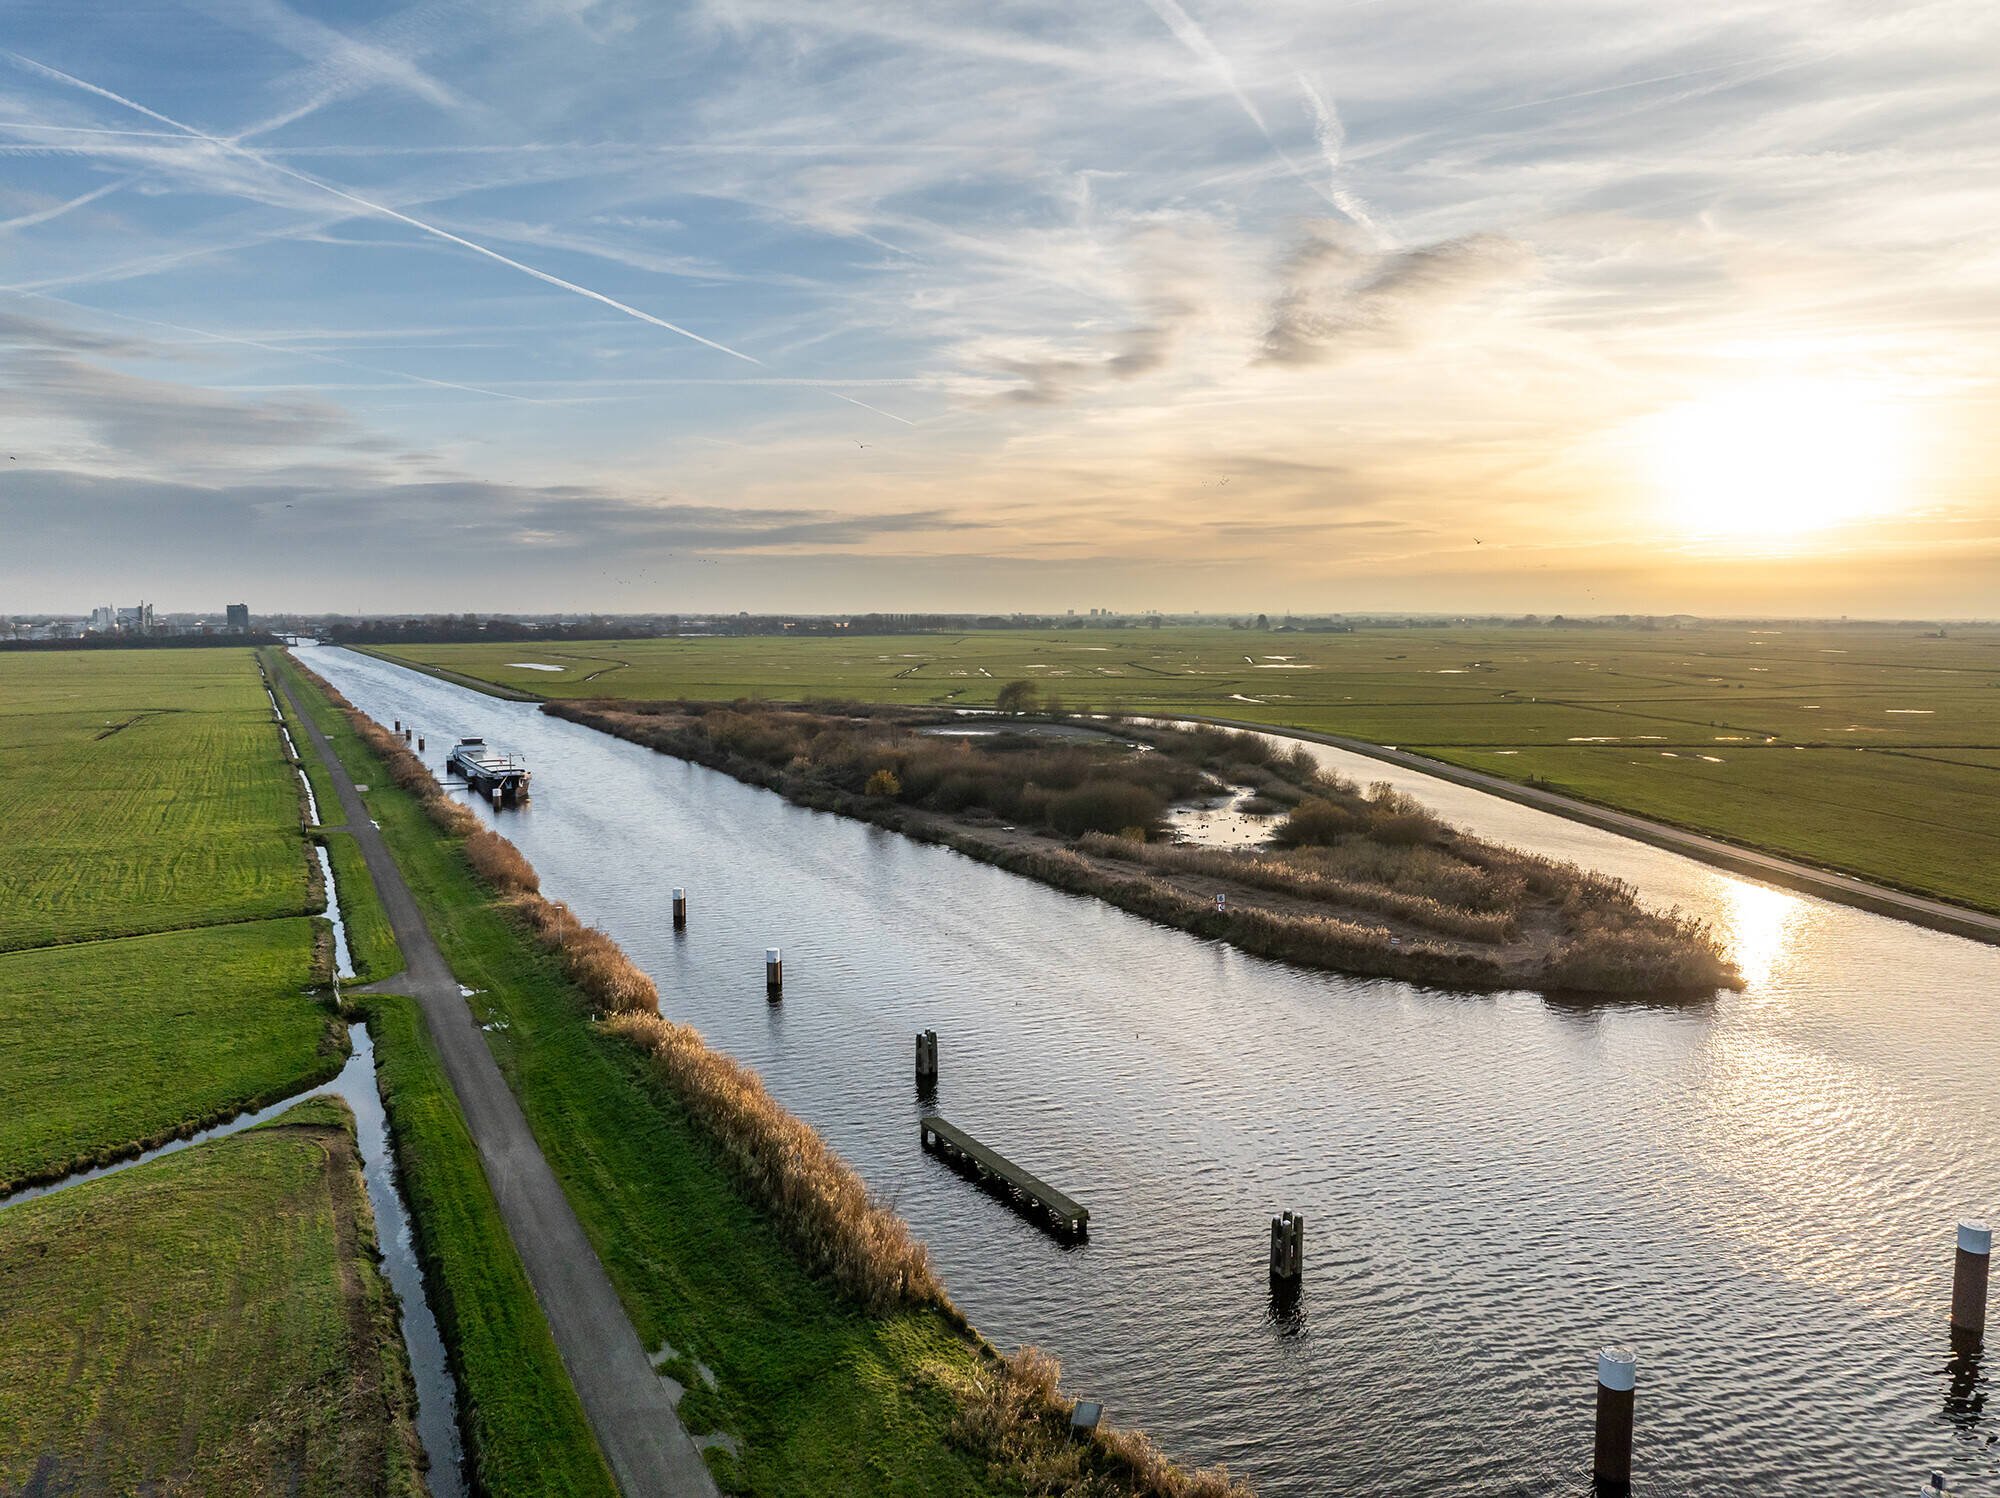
0,1096 -> 422,1496
380,626 -> 2000,912
0,917 -> 342,1191
0,649 -> 309,950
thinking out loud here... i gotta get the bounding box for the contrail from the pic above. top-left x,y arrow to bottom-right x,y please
1,49 -> 760,365
1134,0 -> 1341,217
1294,74 -> 1382,240
0,177 -> 123,232
16,288 -> 546,403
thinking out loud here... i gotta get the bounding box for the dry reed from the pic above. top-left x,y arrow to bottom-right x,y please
950,1347 -> 1250,1498
1079,833 -> 1516,942
463,828 -> 539,895
606,1010 -> 941,1311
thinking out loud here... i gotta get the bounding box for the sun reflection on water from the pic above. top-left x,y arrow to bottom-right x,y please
1718,879 -> 1805,988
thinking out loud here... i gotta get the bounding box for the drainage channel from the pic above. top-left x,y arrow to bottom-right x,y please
0,1019 -> 468,1494
313,841 -> 354,979
5,741 -> 466,1492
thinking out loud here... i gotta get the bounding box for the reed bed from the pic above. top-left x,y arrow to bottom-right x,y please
506,893 -> 660,1016
607,1011 -> 940,1312
950,1347 -> 1249,1498
464,828 -> 539,896
1079,833 -> 1516,942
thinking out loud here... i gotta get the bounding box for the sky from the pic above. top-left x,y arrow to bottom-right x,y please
2,0 -> 1997,617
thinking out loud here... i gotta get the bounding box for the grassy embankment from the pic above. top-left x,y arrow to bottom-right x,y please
266,650 -> 617,1494
360,993 -> 617,1495
0,1095 -> 423,1495
277,649 -> 1247,1496
323,830 -> 402,982
380,626 -> 2000,914
549,700 -> 1735,995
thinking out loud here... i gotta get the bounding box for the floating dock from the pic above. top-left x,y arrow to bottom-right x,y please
447,736 -> 531,802
920,1115 -> 1088,1238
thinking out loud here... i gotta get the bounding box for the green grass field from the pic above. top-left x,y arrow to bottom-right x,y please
0,649 -> 309,950
0,1095 -> 422,1496
0,917 -> 344,1192
380,626 -> 2000,913
278,653 -> 1021,1495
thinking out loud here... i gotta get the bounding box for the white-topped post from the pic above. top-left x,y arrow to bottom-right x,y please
672,887 -> 687,931
765,946 -> 782,998
1593,1348 -> 1636,1494
1952,1220 -> 1990,1342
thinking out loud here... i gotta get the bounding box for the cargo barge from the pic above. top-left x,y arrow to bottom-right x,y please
447,737 -> 531,803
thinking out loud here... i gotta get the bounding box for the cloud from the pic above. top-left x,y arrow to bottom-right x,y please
1259,224 -> 1532,365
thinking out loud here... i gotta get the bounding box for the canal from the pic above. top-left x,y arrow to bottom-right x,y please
300,643 -> 1997,1496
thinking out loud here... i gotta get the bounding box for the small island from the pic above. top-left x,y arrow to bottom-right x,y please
548,694 -> 1740,997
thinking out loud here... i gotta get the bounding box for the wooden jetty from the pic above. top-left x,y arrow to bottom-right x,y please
919,1115 -> 1089,1238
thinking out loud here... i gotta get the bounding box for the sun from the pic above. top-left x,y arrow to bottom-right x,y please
1645,378 -> 1913,540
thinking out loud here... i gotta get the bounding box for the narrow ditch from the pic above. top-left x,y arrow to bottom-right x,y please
7,709 -> 467,1494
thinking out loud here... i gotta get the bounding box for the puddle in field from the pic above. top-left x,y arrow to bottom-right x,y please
507,663 -> 566,672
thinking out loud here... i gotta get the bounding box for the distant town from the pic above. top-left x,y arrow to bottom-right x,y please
1,606 -> 1979,648
1,600 -> 252,642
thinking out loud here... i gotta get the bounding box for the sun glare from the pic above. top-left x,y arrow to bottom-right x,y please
1646,379 -> 1913,540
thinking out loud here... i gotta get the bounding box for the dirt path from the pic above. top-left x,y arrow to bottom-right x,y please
280,675 -> 718,1498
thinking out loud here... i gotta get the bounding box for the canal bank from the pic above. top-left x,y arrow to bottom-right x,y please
276,649 -> 1241,1496
296,640 -> 2000,1497
276,660 -> 713,1497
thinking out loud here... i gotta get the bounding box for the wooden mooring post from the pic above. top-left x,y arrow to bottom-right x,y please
915,1029 -> 938,1090
417,736 -> 425,751
765,946 -> 782,999
1953,1220 -> 1991,1343
919,1115 -> 1088,1239
1268,1211 -> 1303,1291
672,887 -> 687,930
1592,1348 -> 1636,1496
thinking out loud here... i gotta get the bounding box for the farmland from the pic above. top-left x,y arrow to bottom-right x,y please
0,1096 -> 422,1496
0,917 -> 343,1191
0,649 -> 309,950
0,647 -> 436,1485
378,626 -> 2000,913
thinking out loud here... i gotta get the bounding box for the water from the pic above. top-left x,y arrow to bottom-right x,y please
2,1024 -> 466,1495
298,643 -> 1999,1496
313,841 -> 355,979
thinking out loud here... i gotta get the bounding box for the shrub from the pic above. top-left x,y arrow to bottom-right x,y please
1274,796 -> 1360,847
1048,780 -> 1166,838
995,679 -> 1039,714
864,767 -> 902,799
